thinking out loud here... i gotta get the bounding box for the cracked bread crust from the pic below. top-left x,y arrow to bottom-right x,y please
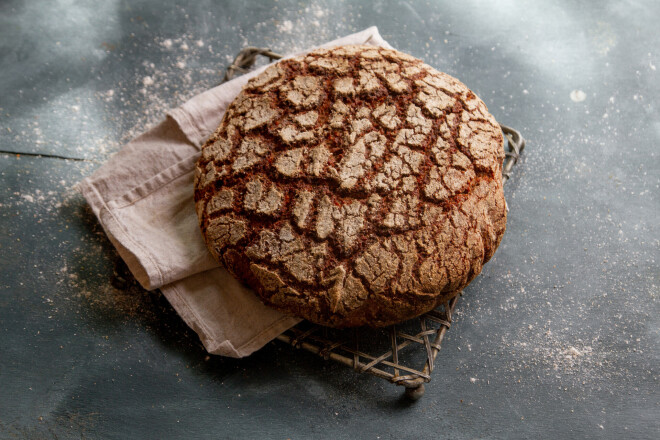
194,45 -> 506,327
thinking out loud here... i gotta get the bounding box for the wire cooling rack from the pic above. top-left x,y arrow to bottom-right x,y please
223,47 -> 526,399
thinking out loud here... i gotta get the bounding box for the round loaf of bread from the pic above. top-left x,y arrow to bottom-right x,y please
194,45 -> 506,327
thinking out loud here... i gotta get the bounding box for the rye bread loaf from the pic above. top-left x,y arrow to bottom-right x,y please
194,45 -> 506,327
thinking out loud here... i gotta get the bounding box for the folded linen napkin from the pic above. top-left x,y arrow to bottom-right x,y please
79,27 -> 393,358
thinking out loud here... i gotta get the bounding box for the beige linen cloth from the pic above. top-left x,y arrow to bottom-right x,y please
80,27 -> 393,358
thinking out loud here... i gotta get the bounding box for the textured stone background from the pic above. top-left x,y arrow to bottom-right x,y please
1,1 -> 658,439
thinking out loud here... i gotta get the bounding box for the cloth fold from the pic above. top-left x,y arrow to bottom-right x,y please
79,27 -> 392,358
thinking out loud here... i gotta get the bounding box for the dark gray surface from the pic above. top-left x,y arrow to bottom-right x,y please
1,1 -> 658,439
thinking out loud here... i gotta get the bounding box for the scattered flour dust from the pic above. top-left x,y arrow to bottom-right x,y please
277,20 -> 293,33
509,331 -> 597,375
94,33 -> 222,148
8,186 -> 68,213
99,8 -> 352,149
451,267 -> 628,391
252,3 -> 351,56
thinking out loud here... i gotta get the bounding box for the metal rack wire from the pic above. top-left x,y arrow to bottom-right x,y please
223,47 -> 526,400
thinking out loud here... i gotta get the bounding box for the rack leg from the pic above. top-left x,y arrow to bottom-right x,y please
404,384 -> 425,400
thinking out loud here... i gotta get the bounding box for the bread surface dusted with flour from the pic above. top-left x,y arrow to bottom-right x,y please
194,45 -> 506,327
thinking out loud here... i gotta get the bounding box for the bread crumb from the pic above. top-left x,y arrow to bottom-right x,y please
570,90 -> 586,102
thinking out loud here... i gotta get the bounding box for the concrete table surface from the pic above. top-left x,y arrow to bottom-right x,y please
1,1 -> 658,439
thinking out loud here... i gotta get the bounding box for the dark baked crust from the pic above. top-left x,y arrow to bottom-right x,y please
194,45 -> 506,327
